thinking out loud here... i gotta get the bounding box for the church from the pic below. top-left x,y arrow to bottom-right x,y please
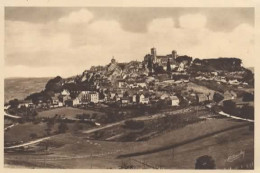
144,47 -> 178,70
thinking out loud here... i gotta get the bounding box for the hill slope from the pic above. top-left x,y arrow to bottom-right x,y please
4,77 -> 51,103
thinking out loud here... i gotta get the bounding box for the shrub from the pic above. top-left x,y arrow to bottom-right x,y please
58,122 -> 68,133
195,155 -> 216,169
242,92 -> 254,102
119,160 -> 134,169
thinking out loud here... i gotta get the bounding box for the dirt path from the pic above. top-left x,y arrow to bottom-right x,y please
218,111 -> 254,122
4,111 -> 21,119
4,123 -> 19,131
5,136 -> 51,149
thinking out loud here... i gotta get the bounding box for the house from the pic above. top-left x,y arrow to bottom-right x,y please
78,91 -> 89,104
58,102 -> 63,107
51,93 -> 60,105
137,82 -> 147,88
139,94 -> 149,104
61,95 -> 71,104
121,97 -> 130,105
87,91 -> 99,103
18,100 -> 33,108
177,62 -> 185,72
118,80 -> 127,88
170,96 -> 180,106
110,92 -> 116,100
224,90 -> 237,100
61,89 -> 70,96
229,79 -> 240,85
160,93 -> 169,100
132,94 -> 137,103
72,97 -> 80,106
197,93 -> 209,103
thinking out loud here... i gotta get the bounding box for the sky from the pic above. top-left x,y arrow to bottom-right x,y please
5,7 -> 254,78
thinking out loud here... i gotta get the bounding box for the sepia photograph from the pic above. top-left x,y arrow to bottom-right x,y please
3,5 -> 255,169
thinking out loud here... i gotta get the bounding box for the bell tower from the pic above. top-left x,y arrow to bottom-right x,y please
151,47 -> 157,63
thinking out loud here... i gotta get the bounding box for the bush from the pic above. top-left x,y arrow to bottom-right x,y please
242,92 -> 254,102
240,105 -> 254,120
223,100 -> 237,115
119,160 -> 134,169
195,155 -> 216,169
58,122 -> 68,133
213,92 -> 224,103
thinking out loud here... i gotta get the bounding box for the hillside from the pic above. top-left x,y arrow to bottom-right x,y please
4,77 -> 51,103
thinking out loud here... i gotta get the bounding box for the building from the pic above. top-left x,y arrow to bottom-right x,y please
72,97 -> 80,106
145,48 -> 177,67
137,82 -> 147,88
139,94 -> 149,104
18,100 -> 33,108
197,93 -> 209,103
224,90 -> 237,100
87,91 -> 99,103
118,80 -> 127,88
132,94 -> 137,103
121,97 -> 130,105
160,93 -> 169,100
51,93 -> 60,105
170,96 -> 180,106
78,91 -> 89,104
61,89 -> 70,96
77,91 -> 99,104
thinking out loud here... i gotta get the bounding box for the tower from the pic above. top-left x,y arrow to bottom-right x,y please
172,50 -> 177,60
151,48 -> 157,63
111,56 -> 116,64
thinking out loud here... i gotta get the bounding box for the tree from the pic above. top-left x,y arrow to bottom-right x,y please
176,55 -> 193,65
45,76 -> 63,92
119,160 -> 134,169
195,155 -> 216,169
167,58 -> 171,73
9,99 -> 19,108
242,92 -> 254,102
213,92 -> 224,103
223,100 -> 237,115
147,56 -> 153,72
99,90 -> 105,100
45,120 -> 54,135
123,91 -> 129,97
241,105 -> 254,120
58,122 -> 68,133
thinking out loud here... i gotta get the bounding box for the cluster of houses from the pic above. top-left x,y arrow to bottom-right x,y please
195,72 -> 248,86
10,48 -> 253,112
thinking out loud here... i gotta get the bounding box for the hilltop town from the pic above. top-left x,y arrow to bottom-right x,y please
4,48 -> 254,169
6,48 -> 254,117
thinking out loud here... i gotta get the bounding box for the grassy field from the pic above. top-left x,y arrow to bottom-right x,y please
186,82 -> 216,96
37,107 -> 105,119
4,121 -> 94,144
5,115 -> 253,169
130,125 -> 253,169
4,122 -> 48,143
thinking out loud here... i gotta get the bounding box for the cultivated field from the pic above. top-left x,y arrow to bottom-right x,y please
37,107 -> 105,119
4,109 -> 254,169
